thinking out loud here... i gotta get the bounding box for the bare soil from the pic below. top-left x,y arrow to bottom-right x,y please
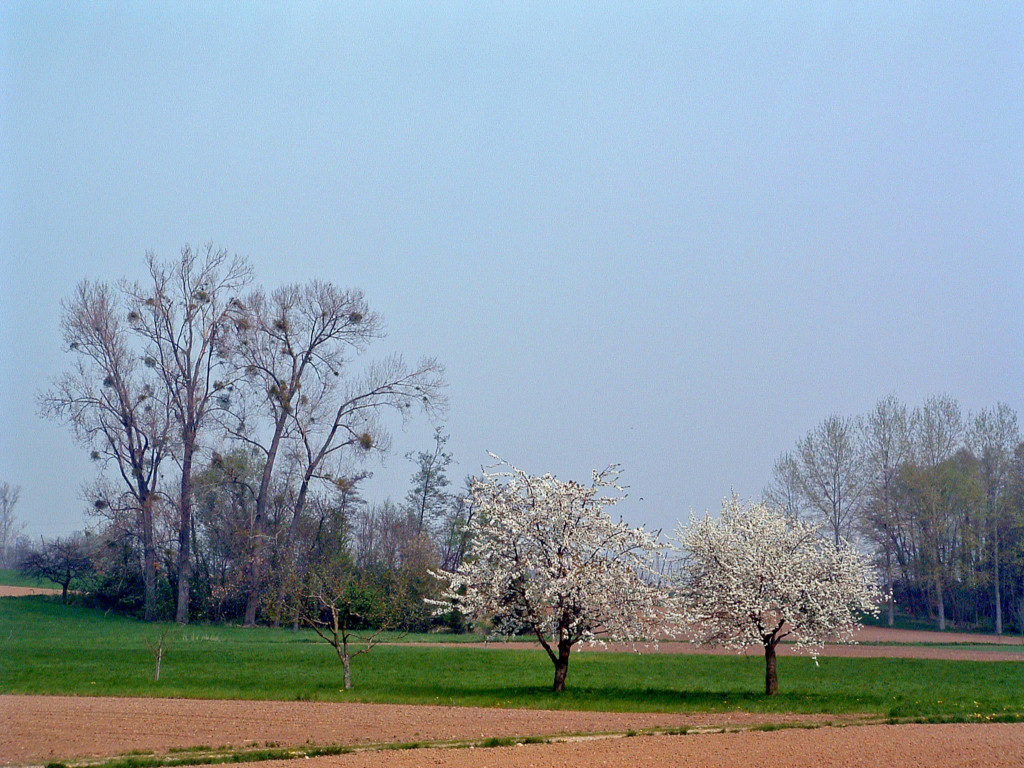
0,695 -> 862,765
232,724 -> 1024,768
2,696 -> 1021,768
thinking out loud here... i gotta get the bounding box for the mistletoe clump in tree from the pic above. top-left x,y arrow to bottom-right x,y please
431,457 -> 667,692
674,496 -> 881,695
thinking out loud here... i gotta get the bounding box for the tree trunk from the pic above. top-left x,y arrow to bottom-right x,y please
885,547 -> 895,627
994,524 -> 1003,635
272,477 -> 313,628
764,642 -> 778,696
337,632 -> 353,690
153,638 -> 164,682
141,494 -> 157,622
935,570 -> 946,631
175,444 -> 194,624
245,420 -> 288,628
552,639 -> 571,693
243,588 -> 259,626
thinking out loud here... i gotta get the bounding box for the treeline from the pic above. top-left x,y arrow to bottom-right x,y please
766,395 -> 1024,633
32,245 -> 449,625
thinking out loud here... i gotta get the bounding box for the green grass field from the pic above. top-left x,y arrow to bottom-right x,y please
0,567 -> 61,589
2,595 -> 1024,721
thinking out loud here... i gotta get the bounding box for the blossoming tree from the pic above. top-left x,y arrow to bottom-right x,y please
431,457 -> 667,692
674,496 -> 881,695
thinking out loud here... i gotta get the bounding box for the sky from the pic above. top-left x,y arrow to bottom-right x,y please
2,2 -> 1022,539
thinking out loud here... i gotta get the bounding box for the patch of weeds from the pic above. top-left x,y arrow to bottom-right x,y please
989,713 -> 1024,723
479,737 -> 518,748
384,741 -> 426,751
749,722 -> 822,733
660,726 -> 690,736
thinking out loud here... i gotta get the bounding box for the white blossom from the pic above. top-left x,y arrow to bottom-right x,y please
430,456 -> 668,692
673,495 -> 882,694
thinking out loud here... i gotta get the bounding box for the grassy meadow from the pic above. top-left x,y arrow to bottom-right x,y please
2,594 -> 1024,721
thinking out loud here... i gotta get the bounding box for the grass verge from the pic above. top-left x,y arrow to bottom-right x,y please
2,595 -> 1023,720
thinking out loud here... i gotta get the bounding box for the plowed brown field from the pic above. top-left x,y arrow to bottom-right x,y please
2,696 -> 1022,768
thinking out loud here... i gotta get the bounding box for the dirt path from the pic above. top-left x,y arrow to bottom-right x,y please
0,586 -> 62,597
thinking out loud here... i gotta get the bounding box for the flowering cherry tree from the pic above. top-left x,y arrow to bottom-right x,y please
431,457 -> 667,692
674,497 -> 881,695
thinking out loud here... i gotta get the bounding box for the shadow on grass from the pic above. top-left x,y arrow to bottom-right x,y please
357,679 -> 863,714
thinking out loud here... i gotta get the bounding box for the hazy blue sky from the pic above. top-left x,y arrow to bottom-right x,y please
2,2 -> 1022,538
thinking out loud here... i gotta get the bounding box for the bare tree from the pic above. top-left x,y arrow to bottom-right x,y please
20,534 -> 94,602
969,403 -> 1020,634
40,281 -> 171,620
437,476 -> 478,573
225,281 -> 445,625
286,354 -> 446,574
796,414 -> 865,547
912,395 -> 964,630
0,482 -> 24,568
227,282 -> 382,625
763,452 -> 807,521
126,244 -> 252,623
284,552 -> 404,690
860,395 -> 914,626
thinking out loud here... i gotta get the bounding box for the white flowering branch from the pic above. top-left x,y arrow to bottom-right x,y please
674,495 -> 881,695
430,456 -> 668,692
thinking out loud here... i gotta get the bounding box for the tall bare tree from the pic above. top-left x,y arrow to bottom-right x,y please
0,481 -> 24,568
40,281 -> 171,620
225,281 -> 446,625
796,414 -> 865,547
860,395 -> 914,626
437,475 -> 478,573
912,394 -> 964,630
763,451 -> 807,521
969,402 -> 1020,634
126,245 -> 252,623
228,281 -> 379,625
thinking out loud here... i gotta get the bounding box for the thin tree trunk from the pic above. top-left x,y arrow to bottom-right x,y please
336,627 -> 352,689
935,569 -> 946,631
764,642 -> 778,696
886,549 -> 895,627
142,493 -> 157,622
994,523 -> 1003,635
175,444 -> 194,624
